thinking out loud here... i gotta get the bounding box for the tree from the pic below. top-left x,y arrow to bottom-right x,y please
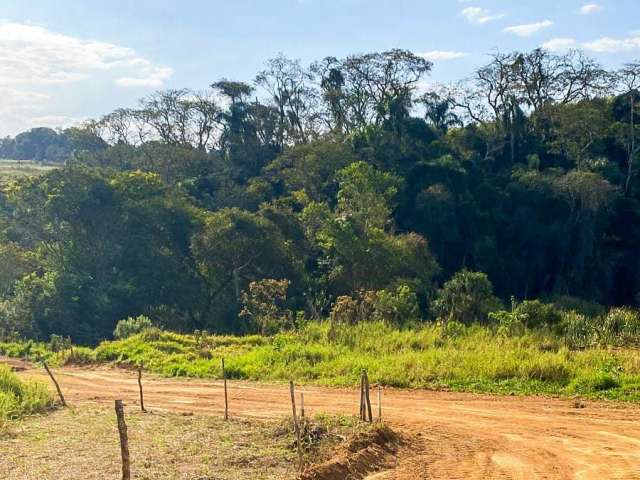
191,208 -> 301,330
614,62 -> 640,193
431,270 -> 501,325
313,50 -> 432,132
256,54 -> 320,146
240,278 -> 293,334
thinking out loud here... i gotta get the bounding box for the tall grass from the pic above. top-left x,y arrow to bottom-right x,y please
3,320 -> 640,401
0,365 -> 53,427
86,322 -> 640,401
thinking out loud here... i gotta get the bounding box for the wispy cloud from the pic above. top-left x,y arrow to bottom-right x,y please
504,20 -> 553,37
418,50 -> 468,61
542,38 -> 578,51
542,33 -> 640,53
582,35 -> 640,53
579,3 -> 602,15
0,21 -> 173,136
461,7 -> 505,25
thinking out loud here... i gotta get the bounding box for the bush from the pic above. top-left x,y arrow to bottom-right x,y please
329,285 -> 420,326
431,270 -> 501,325
594,307 -> 640,347
113,315 -> 154,339
372,285 -> 420,324
515,300 -> 562,328
240,279 -> 293,335
490,310 -> 526,337
553,296 -> 605,318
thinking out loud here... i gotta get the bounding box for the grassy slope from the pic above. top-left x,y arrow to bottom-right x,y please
3,321 -> 640,401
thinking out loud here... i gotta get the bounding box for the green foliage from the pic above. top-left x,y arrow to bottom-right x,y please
560,307 -> 640,349
329,285 -> 420,326
240,279 -> 293,334
0,47 -> 639,347
0,364 -> 53,426
113,315 -> 154,340
4,320 -> 640,401
514,300 -> 562,328
432,270 -> 501,324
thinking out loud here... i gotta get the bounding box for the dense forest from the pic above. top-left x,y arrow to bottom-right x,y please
1,48 -> 639,344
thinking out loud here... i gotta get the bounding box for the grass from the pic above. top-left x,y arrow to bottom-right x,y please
4,321 -> 640,402
0,404 -> 368,480
0,364 -> 53,428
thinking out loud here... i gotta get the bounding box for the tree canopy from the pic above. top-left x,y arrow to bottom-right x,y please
1,48 -> 639,343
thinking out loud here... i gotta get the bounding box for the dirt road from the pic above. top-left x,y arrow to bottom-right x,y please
12,361 -> 640,479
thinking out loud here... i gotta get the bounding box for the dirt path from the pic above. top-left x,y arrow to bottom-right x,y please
11,360 -> 640,479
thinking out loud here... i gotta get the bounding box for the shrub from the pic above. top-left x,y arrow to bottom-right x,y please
515,300 -> 562,328
372,285 -> 420,324
113,315 -> 154,339
431,270 -> 501,325
594,307 -> 640,347
240,279 -> 293,335
553,295 -> 605,318
490,309 -> 526,337
329,285 -> 420,326
330,291 -> 377,325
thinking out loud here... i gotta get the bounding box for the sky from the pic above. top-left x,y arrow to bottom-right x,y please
1,0 -> 639,137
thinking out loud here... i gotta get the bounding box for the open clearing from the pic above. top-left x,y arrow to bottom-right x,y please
4,359 -> 640,479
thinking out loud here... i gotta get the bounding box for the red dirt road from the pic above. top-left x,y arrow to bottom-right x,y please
12,361 -> 640,479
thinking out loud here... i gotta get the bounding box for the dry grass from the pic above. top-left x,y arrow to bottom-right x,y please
0,405 -> 299,479
0,401 -> 370,480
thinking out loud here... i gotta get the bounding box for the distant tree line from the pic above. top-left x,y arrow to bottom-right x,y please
0,48 -> 639,343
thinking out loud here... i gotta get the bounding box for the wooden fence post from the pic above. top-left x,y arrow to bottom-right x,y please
300,392 -> 305,419
364,371 -> 373,423
222,358 -> 228,421
377,385 -> 382,422
359,371 -> 365,421
115,400 -> 131,480
289,381 -> 303,470
137,366 -> 146,413
42,361 -> 66,407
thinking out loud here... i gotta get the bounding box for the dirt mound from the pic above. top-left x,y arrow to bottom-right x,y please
299,426 -> 401,480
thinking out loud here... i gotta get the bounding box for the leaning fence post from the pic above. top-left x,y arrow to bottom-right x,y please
115,400 -> 131,480
300,392 -> 305,419
42,361 -> 66,407
137,365 -> 146,413
222,358 -> 229,421
289,381 -> 304,470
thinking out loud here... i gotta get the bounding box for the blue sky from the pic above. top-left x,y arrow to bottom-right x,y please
1,0 -> 639,136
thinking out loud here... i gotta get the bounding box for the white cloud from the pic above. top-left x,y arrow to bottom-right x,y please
582,35 -> 640,53
542,38 -> 578,51
116,66 -> 174,88
504,20 -> 553,37
579,3 -> 602,15
542,34 -> 640,53
461,7 -> 505,25
0,21 -> 173,136
418,50 -> 468,61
